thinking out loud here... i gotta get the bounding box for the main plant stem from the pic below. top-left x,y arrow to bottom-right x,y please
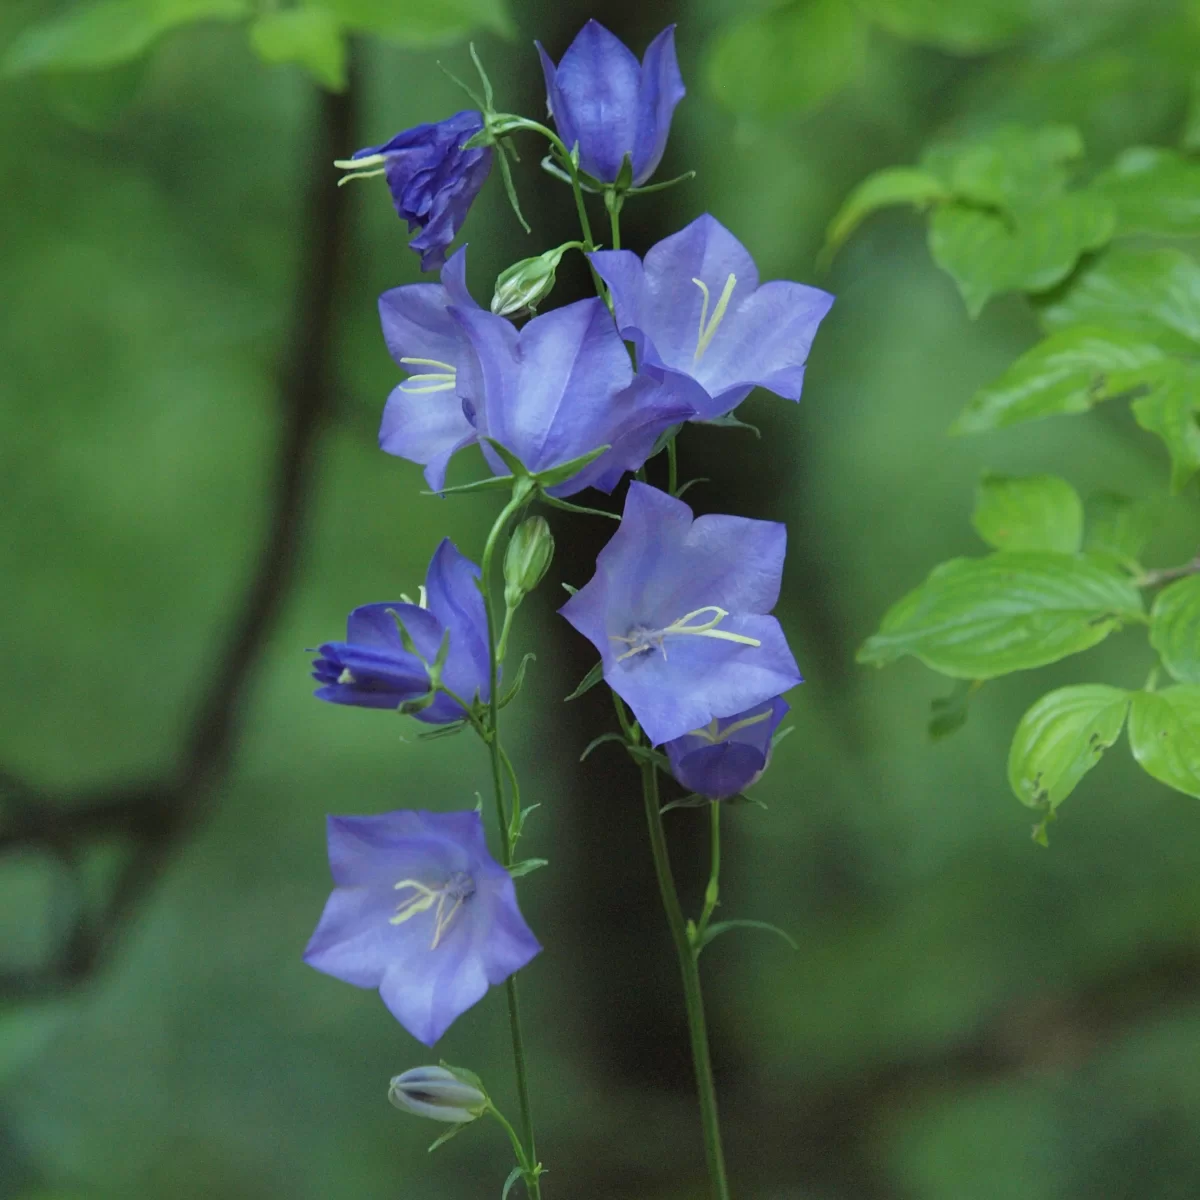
480,488 -> 541,1198
640,761 -> 732,1200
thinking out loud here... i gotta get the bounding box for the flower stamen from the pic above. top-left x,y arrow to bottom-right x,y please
391,871 -> 475,949
398,356 -> 457,394
334,154 -> 388,187
692,274 -> 737,362
686,706 -> 774,744
610,605 -> 761,662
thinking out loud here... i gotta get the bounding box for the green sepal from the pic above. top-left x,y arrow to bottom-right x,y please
696,919 -> 798,954
481,437 -> 528,477
580,731 -> 626,762
538,493 -> 619,520
428,1123 -> 466,1153
532,444 -> 611,488
613,152 -> 634,193
659,791 -> 709,813
418,720 -> 469,741
424,474 -> 517,497
624,744 -> 670,771
561,582 -> 578,596
385,607 -> 420,656
508,858 -> 548,878
627,169 -> 697,196
538,154 -> 604,193
699,412 -> 761,438
427,627 -> 452,687
564,660 -> 604,701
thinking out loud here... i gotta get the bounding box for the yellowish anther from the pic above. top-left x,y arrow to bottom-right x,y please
418,584 -> 428,609
398,356 -> 457,395
389,874 -> 474,949
692,274 -> 738,362
390,880 -> 439,927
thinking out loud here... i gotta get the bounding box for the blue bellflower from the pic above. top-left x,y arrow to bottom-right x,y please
536,21 -> 685,186
378,246 -> 482,492
664,696 -> 789,800
304,809 -> 541,1046
452,297 -> 695,496
590,214 -> 834,420
312,539 -> 489,724
347,111 -> 491,271
560,483 -> 802,745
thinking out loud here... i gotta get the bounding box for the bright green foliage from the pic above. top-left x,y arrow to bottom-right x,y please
1127,361 -> 1200,493
1151,577 -> 1200,684
857,552 -> 1144,679
951,327 -> 1166,434
971,473 -> 1083,553
1083,492 -> 1156,568
1092,146 -> 1200,237
322,0 -> 514,45
1128,687 -> 1200,798
704,0 -> 867,119
249,8 -> 345,91
856,0 -> 1040,52
1185,72 -> 1200,151
822,167 -> 949,258
1007,684 -> 1130,814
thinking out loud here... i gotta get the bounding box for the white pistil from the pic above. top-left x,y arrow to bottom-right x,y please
398,356 -> 456,395
610,605 -> 762,662
334,153 -> 389,187
691,273 -> 738,362
390,873 -> 474,949
687,706 -> 774,745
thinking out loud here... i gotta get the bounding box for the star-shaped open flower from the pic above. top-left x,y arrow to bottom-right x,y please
377,246 -> 482,492
664,696 -> 789,799
312,538 -> 489,724
559,483 -> 802,745
589,214 -> 834,420
304,809 -> 541,1046
340,111 -> 491,271
453,297 -> 694,495
536,21 -> 685,187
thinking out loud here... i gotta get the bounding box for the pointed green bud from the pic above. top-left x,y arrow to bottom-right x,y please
503,516 -> 555,610
490,243 -> 581,317
388,1066 -> 488,1123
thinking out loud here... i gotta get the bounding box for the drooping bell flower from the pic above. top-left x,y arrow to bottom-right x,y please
664,697 -> 789,799
377,246 -> 483,492
338,111 -> 492,271
536,21 -> 685,186
589,214 -> 834,420
304,809 -> 541,1046
451,297 -> 695,495
559,483 -> 802,745
312,539 -> 490,725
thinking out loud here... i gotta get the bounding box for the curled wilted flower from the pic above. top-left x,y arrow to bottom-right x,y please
559,483 -> 802,745
664,697 -> 789,799
304,810 -> 541,1046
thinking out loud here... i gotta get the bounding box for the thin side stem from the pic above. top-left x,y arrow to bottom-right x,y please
667,436 -> 679,497
639,761 -> 731,1200
1136,552 -> 1200,589
697,801 -> 720,938
609,200 -> 622,251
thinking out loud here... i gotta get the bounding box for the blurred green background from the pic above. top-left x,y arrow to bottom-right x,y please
3,0 -> 1200,1197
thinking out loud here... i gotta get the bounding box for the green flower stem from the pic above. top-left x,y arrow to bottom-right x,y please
479,485 -> 542,1199
639,760 -> 732,1200
696,801 -> 721,940
609,199 -> 622,251
667,435 -> 679,496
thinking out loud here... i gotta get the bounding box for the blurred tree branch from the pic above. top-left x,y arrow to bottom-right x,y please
0,64 -> 359,997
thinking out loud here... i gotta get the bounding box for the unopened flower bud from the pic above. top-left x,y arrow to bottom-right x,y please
491,244 -> 579,317
504,516 -> 555,610
388,1066 -> 488,1123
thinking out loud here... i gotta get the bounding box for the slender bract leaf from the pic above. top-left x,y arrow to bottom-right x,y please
858,552 -> 1145,679
698,919 -> 799,953
972,473 -> 1083,554
564,661 -> 604,702
1083,492 -> 1156,567
1151,577 -> 1200,684
1091,147 -> 1200,238
507,858 -> 548,878
1128,687 -> 1200,798
823,167 -> 949,258
249,7 -> 345,90
951,326 -> 1166,435
1008,684 -> 1129,812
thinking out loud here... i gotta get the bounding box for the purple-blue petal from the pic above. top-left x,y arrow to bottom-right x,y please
379,385 -> 477,492
665,696 -> 789,798
632,25 -> 685,185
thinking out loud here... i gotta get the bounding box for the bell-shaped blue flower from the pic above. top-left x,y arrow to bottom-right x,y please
377,246 -> 482,492
664,697 -> 789,799
452,298 -> 695,495
560,483 -> 802,745
304,809 -> 541,1046
536,21 -> 685,186
589,214 -> 834,420
343,111 -> 492,271
312,539 -> 490,724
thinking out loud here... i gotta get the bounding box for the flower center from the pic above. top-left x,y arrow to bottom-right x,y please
691,274 -> 737,363
610,606 -> 762,663
397,356 -> 457,395
390,870 -> 476,949
687,706 -> 775,744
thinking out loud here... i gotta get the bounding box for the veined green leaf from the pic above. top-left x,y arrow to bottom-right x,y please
1151,576 -> 1200,684
1083,492 -> 1156,566
1127,361 -> 1200,493
823,166 -> 949,258
1129,686 -> 1200,798
929,193 -> 1114,318
1008,684 -> 1129,812
858,552 -> 1144,679
705,0 -> 868,119
951,325 -> 1167,434
249,7 -> 345,91
972,473 -> 1083,553
1091,146 -> 1200,238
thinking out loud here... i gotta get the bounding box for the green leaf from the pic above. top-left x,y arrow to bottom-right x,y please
858,552 -> 1145,679
1007,684 -> 1129,812
1151,576 -> 1200,684
507,858 -> 548,878
951,325 -> 1167,434
1091,147 -> 1200,238
501,1167 -> 524,1200
579,731 -> 624,762
249,7 -> 345,91
697,919 -> 799,953
1185,71 -> 1200,152
1128,361 -> 1200,493
323,0 -> 513,44
1037,247 -> 1200,354
3,0 -> 247,75
822,166 -> 949,258
856,0 -> 1039,53
1083,492 -> 1156,566
705,0 -> 868,119
929,193 -> 1115,318
428,1123 -> 466,1153
1128,686 -> 1200,798
928,679 -> 979,741
971,473 -> 1083,553
564,660 -> 604,702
